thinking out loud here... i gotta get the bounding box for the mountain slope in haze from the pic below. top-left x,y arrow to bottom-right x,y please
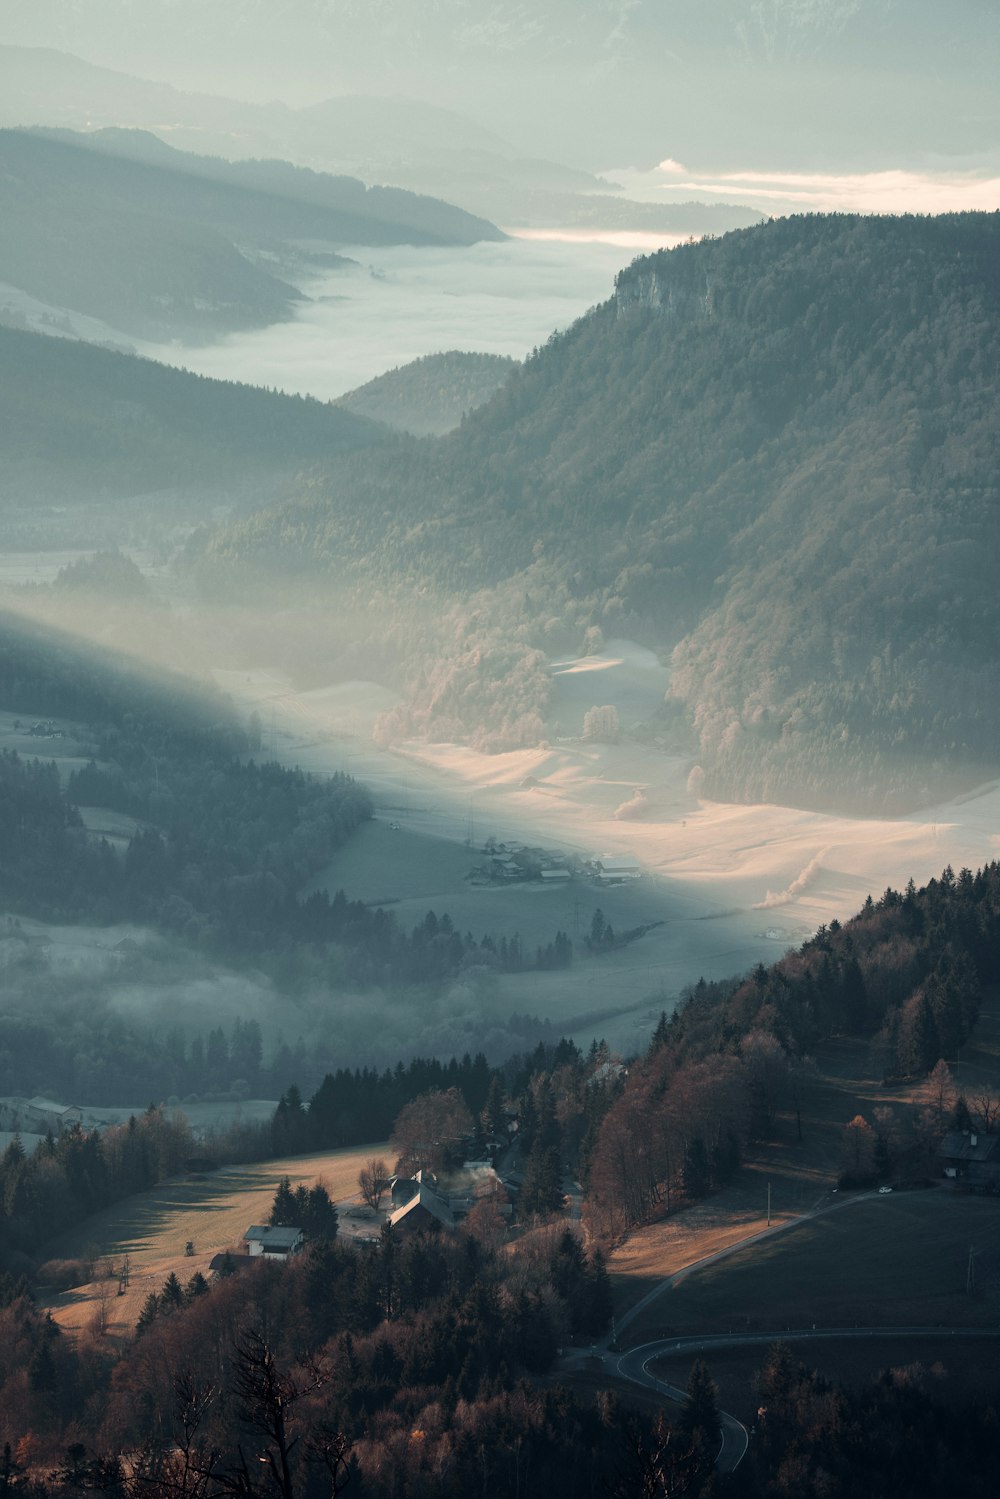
336,352 -> 518,436
0,130 -> 298,342
0,47 -> 764,235
0,5 -> 994,167
0,325 -> 385,504
201,213 -> 1000,811
5,1 -> 995,77
52,126 -> 504,247
0,128 -> 500,340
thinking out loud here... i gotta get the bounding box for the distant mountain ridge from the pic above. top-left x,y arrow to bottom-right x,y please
199,213 -> 1000,811
4,2 -> 995,70
0,45 -> 765,231
0,5 -> 994,166
0,127 -> 501,340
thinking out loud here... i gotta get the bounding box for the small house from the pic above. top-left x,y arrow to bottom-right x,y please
387,1181 -> 455,1236
595,855 -> 641,882
243,1225 -> 305,1258
937,1131 -> 1000,1188
24,1098 -> 83,1134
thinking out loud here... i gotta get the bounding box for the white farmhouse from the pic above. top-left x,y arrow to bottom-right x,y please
243,1225 -> 305,1259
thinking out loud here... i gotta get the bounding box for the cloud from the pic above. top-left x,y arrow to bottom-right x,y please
656,166 -> 1000,214
145,238 -> 650,399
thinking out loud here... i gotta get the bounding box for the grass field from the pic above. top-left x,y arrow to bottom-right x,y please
616,1190 -> 1000,1343
608,992 -> 1000,1326
40,1142 -> 386,1343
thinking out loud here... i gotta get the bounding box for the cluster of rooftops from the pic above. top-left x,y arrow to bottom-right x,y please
477,841 -> 641,885
238,1165 -> 505,1262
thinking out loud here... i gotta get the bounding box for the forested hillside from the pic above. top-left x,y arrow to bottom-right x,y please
336,351 -> 517,435
200,213 -> 1000,810
0,325 -> 384,502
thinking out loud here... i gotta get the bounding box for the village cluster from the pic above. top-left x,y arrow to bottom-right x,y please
472,839 -> 641,886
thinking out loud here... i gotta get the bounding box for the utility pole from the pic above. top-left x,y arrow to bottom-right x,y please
967,1245 -> 977,1295
767,1181 -> 771,1227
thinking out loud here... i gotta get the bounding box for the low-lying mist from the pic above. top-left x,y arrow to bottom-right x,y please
0,912 -> 567,1110
144,237 -> 664,400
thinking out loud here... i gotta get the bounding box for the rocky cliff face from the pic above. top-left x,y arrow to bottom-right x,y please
614,256 -> 716,320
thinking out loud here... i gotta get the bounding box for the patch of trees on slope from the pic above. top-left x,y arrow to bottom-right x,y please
336,350 -> 518,436
200,213 -> 1000,810
586,861 -> 998,1240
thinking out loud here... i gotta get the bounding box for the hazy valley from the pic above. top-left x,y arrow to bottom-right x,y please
1,9 -> 1000,1495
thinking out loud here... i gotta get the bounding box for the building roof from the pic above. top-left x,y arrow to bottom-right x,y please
209,1252 -> 254,1275
27,1097 -> 77,1115
597,856 -> 641,873
938,1132 -> 1000,1164
243,1224 -> 303,1248
541,868 -> 571,880
388,1184 -> 455,1232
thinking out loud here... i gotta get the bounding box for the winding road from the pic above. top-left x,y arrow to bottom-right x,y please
608,1326 -> 1000,1472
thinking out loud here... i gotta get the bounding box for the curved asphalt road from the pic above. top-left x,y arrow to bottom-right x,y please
614,1339 -> 750,1471
608,1326 -> 1000,1472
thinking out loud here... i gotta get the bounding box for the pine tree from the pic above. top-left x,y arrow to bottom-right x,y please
269,1175 -> 297,1226
136,1292 -> 159,1335
679,1357 -> 721,1473
682,1137 -> 710,1199
159,1271 -> 184,1311
520,1140 -> 563,1217
584,1247 -> 614,1336
650,1011 -> 671,1053
27,1336 -> 57,1396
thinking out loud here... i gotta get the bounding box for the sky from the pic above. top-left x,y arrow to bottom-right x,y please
1,1 -> 997,185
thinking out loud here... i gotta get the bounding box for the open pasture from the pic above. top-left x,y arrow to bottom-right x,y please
619,1191 -> 1000,1343
40,1142 -> 385,1342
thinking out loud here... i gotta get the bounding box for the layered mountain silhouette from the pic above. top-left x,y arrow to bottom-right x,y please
0,127 -> 501,340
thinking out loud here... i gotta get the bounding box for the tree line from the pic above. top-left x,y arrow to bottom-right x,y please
585,861 -> 1000,1239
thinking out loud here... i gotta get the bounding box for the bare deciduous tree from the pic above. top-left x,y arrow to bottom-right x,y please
969,1090 -> 1000,1133
357,1157 -> 390,1213
390,1088 -> 473,1175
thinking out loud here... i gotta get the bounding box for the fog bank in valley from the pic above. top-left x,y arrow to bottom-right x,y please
146,236 -> 679,400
